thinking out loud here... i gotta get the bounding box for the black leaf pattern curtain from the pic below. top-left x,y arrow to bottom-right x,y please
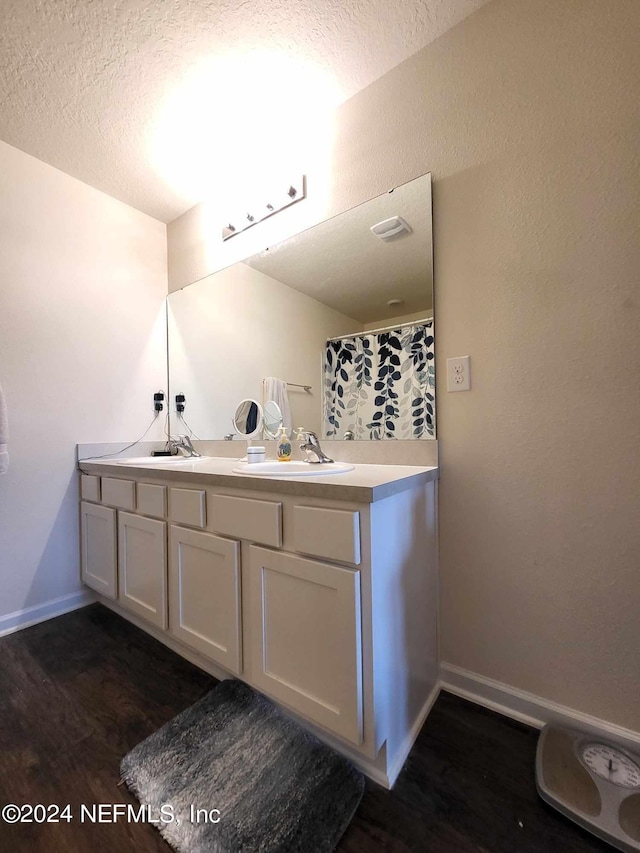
323,321 -> 435,440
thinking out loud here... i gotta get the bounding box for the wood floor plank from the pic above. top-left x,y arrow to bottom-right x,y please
0,604 -> 613,852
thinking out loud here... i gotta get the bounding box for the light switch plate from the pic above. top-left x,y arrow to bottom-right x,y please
447,356 -> 471,391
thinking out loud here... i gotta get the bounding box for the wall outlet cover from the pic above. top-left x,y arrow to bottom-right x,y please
447,356 -> 471,392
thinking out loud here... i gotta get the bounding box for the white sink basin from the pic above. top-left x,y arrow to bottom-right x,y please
232,460 -> 355,477
115,455 -> 210,466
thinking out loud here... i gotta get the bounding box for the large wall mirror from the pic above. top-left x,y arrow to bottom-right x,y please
168,171 -> 434,441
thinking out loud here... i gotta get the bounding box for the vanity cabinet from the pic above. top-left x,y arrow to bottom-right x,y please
118,512 -> 167,629
78,462 -> 438,789
169,525 -> 242,674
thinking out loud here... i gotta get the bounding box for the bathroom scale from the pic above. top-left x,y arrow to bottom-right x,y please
536,724 -> 640,852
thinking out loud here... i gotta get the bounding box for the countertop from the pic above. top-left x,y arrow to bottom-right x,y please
78,456 -> 439,503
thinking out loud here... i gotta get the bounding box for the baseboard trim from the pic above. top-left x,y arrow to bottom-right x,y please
347,754 -> 390,789
440,663 -> 640,752
387,682 -> 441,788
0,590 -> 94,638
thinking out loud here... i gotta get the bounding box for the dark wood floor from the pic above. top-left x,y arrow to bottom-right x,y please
0,605 -> 609,852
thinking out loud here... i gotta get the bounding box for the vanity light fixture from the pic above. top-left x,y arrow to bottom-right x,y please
370,216 -> 412,242
222,176 -> 306,241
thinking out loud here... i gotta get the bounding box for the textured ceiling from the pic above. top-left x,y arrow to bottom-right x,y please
245,172 -> 433,324
0,0 -> 490,223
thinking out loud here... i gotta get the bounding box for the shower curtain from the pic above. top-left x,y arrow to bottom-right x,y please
323,321 -> 435,440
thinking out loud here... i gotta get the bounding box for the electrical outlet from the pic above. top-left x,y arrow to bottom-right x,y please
447,356 -> 471,392
153,390 -> 165,412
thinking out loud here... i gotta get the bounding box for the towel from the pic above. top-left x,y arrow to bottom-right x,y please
263,377 -> 292,437
0,380 -> 8,474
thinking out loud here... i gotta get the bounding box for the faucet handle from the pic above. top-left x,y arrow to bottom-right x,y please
295,427 -> 307,441
168,434 -> 201,457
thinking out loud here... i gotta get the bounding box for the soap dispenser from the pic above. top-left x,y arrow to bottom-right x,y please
276,426 -> 292,462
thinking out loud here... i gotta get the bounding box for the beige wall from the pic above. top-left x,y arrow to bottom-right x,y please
0,140 -> 167,625
167,0 -> 640,733
342,0 -> 640,732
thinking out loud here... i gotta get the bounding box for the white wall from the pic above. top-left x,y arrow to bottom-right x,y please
0,140 -> 167,627
166,0 -> 640,733
168,262 -> 358,438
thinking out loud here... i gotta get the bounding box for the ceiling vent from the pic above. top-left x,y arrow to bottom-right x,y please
370,216 -> 412,242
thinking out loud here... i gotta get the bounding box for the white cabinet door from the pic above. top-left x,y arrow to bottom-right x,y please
169,525 -> 242,674
80,501 -> 117,599
118,512 -> 167,629
249,546 -> 363,745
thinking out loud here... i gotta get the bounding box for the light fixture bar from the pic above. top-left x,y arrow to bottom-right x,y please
222,176 -> 306,241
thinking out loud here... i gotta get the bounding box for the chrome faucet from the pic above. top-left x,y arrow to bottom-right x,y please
297,430 -> 334,464
169,434 -> 202,457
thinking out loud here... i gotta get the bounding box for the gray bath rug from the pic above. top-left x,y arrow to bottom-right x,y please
121,679 -> 365,853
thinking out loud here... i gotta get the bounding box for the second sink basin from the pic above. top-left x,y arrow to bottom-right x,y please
116,455 -> 210,466
232,460 -> 355,477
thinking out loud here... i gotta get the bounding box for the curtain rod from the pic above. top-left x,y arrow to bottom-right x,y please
327,316 -> 433,343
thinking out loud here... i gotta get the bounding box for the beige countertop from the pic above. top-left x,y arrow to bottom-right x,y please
78,455 -> 439,503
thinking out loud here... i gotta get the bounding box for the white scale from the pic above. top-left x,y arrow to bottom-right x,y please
536,725 -> 640,852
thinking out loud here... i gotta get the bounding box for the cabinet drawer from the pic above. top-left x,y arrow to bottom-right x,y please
293,506 -> 361,565
169,488 -> 206,528
80,474 -> 100,502
137,483 -> 167,518
208,494 -> 282,547
101,477 -> 136,511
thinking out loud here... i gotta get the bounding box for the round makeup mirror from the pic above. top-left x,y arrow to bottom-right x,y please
232,399 -> 263,438
263,400 -> 283,439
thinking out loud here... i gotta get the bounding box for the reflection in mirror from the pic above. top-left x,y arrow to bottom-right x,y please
324,322 -> 434,439
233,399 -> 263,437
263,400 -> 283,439
168,172 -> 434,440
